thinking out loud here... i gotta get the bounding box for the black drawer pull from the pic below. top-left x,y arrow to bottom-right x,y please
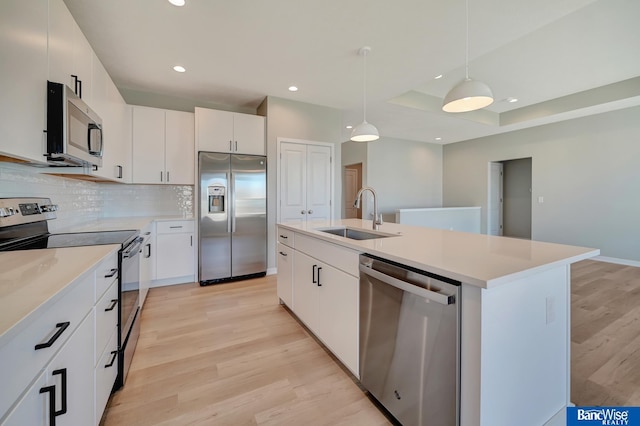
169,225 -> 183,229
312,265 -> 317,284
104,268 -> 118,278
104,299 -> 118,312
35,322 -> 70,350
105,350 -> 118,368
279,251 -> 287,257
279,234 -> 288,239
317,267 -> 323,286
52,368 -> 67,415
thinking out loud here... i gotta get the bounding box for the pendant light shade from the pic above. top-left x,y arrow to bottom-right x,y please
442,78 -> 494,112
351,46 -> 379,142
442,0 -> 493,113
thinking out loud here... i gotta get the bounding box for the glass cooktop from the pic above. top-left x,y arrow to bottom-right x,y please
0,230 -> 138,251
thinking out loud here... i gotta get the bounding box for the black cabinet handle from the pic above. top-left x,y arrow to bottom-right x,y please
52,368 -> 67,416
117,165 -> 123,179
105,350 -> 118,368
279,251 -> 287,257
39,385 -> 57,426
104,299 -> 118,312
312,265 -> 317,284
144,243 -> 151,258
235,141 -> 238,151
78,80 -> 82,99
279,234 -> 288,239
104,268 -> 118,278
317,267 -> 322,286
71,74 -> 79,96
190,235 -> 193,246
35,322 -> 70,350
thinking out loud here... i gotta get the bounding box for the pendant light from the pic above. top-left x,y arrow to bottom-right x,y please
350,46 -> 379,142
442,0 -> 494,113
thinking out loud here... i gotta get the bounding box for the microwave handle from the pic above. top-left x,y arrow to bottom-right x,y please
87,124 -> 103,156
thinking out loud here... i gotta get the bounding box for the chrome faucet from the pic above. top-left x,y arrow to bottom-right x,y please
354,186 -> 383,230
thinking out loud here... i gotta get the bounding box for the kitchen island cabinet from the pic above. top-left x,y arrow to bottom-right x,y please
277,220 -> 599,426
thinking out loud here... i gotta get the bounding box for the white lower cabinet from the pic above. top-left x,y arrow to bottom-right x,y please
285,228 -> 359,376
154,220 -> 195,285
276,243 -> 293,308
2,314 -> 94,426
95,330 -> 118,424
139,223 -> 154,308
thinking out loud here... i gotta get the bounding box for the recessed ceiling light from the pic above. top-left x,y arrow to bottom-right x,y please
346,125 -> 353,129
435,137 -> 442,141
288,86 -> 298,92
506,97 -> 518,103
173,65 -> 186,73
434,75 -> 443,80
168,0 -> 185,6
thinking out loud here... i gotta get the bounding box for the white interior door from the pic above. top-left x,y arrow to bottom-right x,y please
280,142 -> 307,224
306,144 -> 331,222
488,162 -> 504,236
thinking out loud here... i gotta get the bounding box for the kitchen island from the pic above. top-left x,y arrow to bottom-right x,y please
277,219 -> 599,426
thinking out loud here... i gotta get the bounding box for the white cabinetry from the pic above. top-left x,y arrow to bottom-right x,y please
154,220 -> 195,285
139,222 -> 154,308
0,0 -> 48,163
276,229 -> 295,308
48,0 -> 92,102
279,142 -> 332,224
132,106 -> 195,185
195,107 -> 265,155
0,249 -> 119,425
281,228 -> 359,376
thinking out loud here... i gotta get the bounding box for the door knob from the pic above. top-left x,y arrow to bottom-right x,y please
308,210 -> 313,214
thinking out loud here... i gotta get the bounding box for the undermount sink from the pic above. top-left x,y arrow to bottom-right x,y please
316,227 -> 397,241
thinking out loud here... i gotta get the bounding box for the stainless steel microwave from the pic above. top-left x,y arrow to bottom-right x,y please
46,81 -> 103,167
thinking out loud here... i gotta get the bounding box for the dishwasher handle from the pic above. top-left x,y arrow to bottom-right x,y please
359,264 -> 455,305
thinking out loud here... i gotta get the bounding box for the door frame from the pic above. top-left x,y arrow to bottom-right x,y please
276,137 -> 335,224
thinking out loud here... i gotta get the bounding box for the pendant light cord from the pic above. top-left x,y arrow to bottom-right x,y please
465,0 -> 469,79
362,49 -> 368,122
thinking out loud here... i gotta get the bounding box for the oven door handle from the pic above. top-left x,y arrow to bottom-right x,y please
123,237 -> 144,258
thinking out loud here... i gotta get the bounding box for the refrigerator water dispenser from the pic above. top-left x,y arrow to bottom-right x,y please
208,185 -> 225,213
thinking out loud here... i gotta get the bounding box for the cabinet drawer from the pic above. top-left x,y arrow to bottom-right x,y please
95,251 -> 118,303
277,228 -> 295,248
156,220 -> 195,234
295,234 -> 359,277
95,280 -> 119,366
0,272 -> 93,417
95,328 -> 118,424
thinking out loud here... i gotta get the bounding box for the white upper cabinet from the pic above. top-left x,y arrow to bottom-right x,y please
48,0 -> 92,101
0,0 -> 48,163
195,107 -> 265,155
132,106 -> 194,185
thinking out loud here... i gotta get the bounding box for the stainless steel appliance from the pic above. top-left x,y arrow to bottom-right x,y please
198,152 -> 267,284
47,81 -> 103,167
0,197 -> 140,390
359,254 -> 461,426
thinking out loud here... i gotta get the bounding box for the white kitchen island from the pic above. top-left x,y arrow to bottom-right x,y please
276,219 -> 599,426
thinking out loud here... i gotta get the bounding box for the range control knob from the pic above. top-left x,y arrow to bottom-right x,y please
40,204 -> 59,212
0,207 -> 15,217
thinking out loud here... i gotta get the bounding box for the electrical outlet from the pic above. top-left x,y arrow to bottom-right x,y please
538,196 -> 544,204
546,296 -> 555,324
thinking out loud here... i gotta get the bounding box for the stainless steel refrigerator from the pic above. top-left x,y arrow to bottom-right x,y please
198,152 -> 267,285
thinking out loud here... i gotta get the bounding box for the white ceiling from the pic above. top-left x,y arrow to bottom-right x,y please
64,0 -> 640,144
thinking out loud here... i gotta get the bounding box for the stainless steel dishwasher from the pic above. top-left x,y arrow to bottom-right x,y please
359,254 -> 461,426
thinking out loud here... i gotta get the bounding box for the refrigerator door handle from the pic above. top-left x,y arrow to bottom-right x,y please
230,171 -> 236,233
226,173 -> 232,234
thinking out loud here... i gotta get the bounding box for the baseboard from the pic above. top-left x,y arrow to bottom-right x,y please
150,275 -> 196,288
593,255 -> 640,267
544,406 -> 567,426
267,267 -> 277,276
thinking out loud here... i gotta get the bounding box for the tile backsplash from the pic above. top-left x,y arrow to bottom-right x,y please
0,162 -> 193,231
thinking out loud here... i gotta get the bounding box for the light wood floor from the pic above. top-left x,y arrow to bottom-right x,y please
103,260 -> 640,425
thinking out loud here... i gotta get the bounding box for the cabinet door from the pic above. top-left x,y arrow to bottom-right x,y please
292,251 -> 319,332
317,265 -> 359,375
0,0 -> 48,163
195,107 -> 234,153
48,313 -> 95,426
1,370 -> 48,426
132,106 -> 165,184
276,243 -> 293,307
72,22 -> 93,103
48,0 -> 75,89
233,113 -> 265,155
306,144 -> 332,222
156,233 -> 194,280
165,110 -> 195,184
279,142 -> 307,224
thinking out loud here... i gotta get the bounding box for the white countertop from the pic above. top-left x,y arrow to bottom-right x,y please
0,245 -> 119,344
278,219 -> 599,288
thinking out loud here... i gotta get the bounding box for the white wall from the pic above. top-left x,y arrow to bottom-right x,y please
0,162 -> 193,231
348,137 -> 442,222
443,106 -> 640,261
261,96 -> 343,270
